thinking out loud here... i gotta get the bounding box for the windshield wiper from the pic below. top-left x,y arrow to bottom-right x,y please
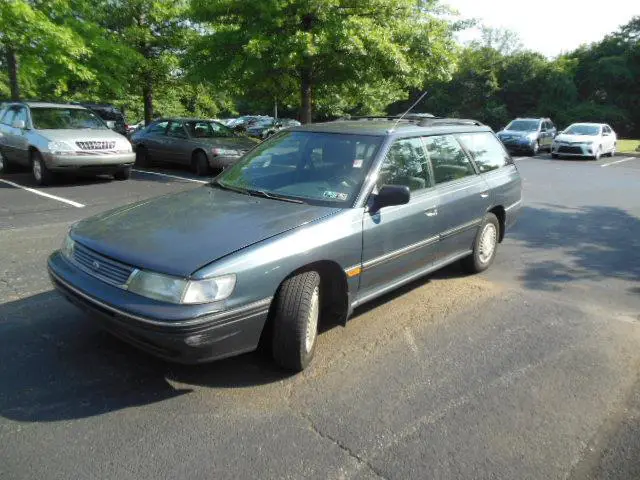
245,188 -> 304,204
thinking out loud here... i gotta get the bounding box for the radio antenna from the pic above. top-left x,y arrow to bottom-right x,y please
389,90 -> 429,132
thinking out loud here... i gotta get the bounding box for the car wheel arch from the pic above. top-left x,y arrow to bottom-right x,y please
192,148 -> 210,162
487,205 -> 506,243
259,260 -> 351,351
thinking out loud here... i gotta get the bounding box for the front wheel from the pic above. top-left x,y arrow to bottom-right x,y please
530,141 -> 540,156
593,146 -> 602,161
32,151 -> 55,186
462,213 -> 500,274
271,270 -> 321,371
192,151 -> 210,176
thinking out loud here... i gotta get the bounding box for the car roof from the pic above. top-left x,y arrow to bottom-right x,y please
289,118 -> 492,137
569,122 -> 605,126
154,117 -> 227,123
512,117 -> 547,122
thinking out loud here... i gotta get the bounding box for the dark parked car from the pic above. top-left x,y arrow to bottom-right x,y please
48,117 -> 522,371
496,118 -> 557,155
247,118 -> 302,139
130,118 -> 259,175
76,103 -> 128,137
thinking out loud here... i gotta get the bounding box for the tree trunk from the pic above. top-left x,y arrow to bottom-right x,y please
5,45 -> 20,101
142,79 -> 153,126
300,59 -> 313,124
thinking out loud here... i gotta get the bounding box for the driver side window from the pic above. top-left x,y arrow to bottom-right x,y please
377,138 -> 432,192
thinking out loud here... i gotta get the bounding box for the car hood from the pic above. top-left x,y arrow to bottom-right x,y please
38,129 -> 127,142
554,134 -> 598,143
500,130 -> 535,138
191,136 -> 259,151
71,187 -> 341,277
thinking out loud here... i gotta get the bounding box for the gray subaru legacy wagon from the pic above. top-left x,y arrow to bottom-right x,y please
47,117 -> 522,371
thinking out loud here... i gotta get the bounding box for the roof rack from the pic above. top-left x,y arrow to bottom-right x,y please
417,118 -> 484,127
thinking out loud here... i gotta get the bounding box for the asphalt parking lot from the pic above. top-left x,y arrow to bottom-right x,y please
1,153 -> 640,479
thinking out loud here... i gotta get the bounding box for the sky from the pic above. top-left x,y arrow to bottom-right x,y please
445,0 -> 639,57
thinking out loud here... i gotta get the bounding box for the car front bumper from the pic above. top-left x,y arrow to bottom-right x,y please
47,251 -> 271,364
551,144 -> 596,157
500,140 -> 536,153
44,152 -> 135,171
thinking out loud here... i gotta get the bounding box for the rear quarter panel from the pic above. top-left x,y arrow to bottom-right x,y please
483,164 -> 522,230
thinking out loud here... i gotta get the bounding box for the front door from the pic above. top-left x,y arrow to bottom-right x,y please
423,134 -> 491,259
359,137 -> 441,301
143,120 -> 169,160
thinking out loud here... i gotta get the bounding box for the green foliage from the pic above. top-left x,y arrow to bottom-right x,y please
190,0 -> 459,121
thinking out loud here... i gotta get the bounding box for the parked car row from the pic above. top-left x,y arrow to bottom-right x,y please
496,116 -> 618,160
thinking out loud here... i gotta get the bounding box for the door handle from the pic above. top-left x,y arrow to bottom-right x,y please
424,207 -> 438,217
480,192 -> 489,198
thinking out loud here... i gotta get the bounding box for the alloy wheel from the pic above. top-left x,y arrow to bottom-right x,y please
304,286 -> 320,353
478,223 -> 497,264
32,158 -> 42,182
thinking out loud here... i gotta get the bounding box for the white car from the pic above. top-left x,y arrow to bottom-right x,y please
551,123 -> 617,160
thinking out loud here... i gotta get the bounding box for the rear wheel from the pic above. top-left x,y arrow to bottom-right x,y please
551,153 -> 559,159
609,144 -> 616,157
192,151 -> 210,176
462,213 -> 500,274
114,166 -> 132,180
31,151 -> 54,186
271,270 -> 321,371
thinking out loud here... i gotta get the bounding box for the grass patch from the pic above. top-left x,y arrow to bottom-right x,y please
618,139 -> 640,153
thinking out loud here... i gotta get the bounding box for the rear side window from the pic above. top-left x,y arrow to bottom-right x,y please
377,138 -> 431,192
457,132 -> 509,173
423,135 -> 475,184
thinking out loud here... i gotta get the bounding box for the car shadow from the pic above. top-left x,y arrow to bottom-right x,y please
0,291 -> 290,424
509,204 -> 640,291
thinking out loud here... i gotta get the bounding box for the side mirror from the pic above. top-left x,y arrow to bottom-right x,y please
105,120 -> 116,129
371,185 -> 410,212
12,119 -> 26,129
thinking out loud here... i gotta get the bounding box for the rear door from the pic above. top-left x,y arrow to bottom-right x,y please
359,137 -> 441,300
424,134 -> 491,260
164,120 -> 190,165
0,107 -> 18,161
142,120 -> 169,159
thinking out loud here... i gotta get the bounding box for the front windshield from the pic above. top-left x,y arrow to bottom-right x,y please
564,124 -> 600,136
215,131 -> 383,206
506,120 -> 540,132
185,120 -> 235,138
30,108 -> 107,130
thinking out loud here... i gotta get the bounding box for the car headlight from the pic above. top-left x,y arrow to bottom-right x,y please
61,234 -> 75,259
127,270 -> 236,304
117,141 -> 133,153
212,148 -> 241,157
48,141 -> 77,155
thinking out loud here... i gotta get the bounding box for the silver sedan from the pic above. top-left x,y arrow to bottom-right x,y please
130,118 -> 260,175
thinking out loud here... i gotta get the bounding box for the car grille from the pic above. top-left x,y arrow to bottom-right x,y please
558,146 -> 583,154
72,242 -> 135,287
76,141 -> 116,150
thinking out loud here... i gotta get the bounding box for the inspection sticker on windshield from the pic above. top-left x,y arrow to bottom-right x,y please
353,159 -> 364,168
323,191 -> 348,201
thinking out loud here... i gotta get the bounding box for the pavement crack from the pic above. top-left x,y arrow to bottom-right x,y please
291,406 -> 389,480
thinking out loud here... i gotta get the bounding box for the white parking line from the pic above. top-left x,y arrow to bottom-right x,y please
132,169 -> 208,184
0,178 -> 85,208
600,156 -> 636,167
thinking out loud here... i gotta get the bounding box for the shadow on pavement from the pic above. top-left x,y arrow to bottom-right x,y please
0,291 -> 289,424
510,205 -> 640,291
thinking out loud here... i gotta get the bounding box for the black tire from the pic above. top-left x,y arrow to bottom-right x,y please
461,213 -> 500,274
551,153 -> 558,159
592,146 -> 602,161
114,166 -> 132,180
31,151 -> 55,186
271,270 -> 321,371
192,151 -> 210,176
0,149 -> 15,173
135,146 -> 150,167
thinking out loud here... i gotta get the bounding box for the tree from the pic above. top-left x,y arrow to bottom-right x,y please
0,0 -> 94,100
85,0 -> 192,124
472,26 -> 523,56
190,0 -> 458,122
